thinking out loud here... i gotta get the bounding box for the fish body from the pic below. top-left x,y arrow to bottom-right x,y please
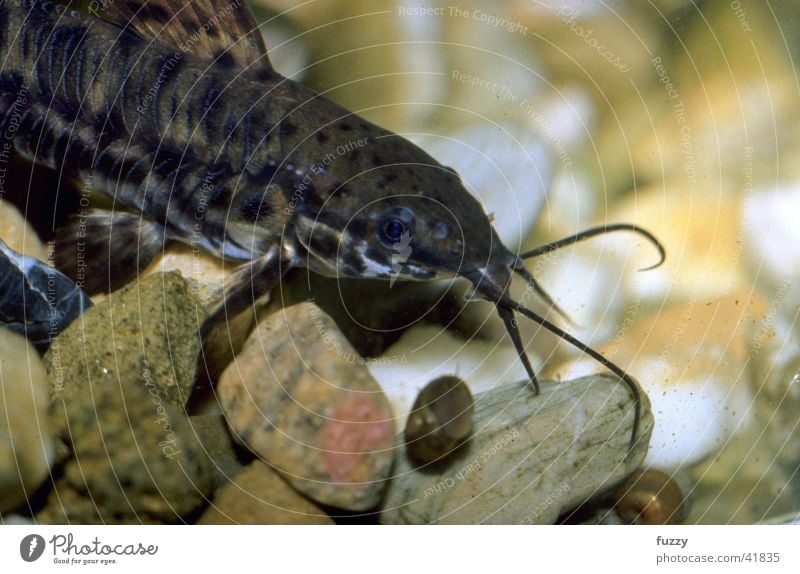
1,0 -> 501,287
0,0 -> 663,450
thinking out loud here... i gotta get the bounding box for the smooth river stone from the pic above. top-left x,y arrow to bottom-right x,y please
198,460 -> 333,525
0,329 -> 55,512
218,302 -> 395,511
381,374 -> 652,524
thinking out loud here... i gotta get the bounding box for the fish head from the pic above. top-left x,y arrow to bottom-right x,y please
290,132 -> 518,294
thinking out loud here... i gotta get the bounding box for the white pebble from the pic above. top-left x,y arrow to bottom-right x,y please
0,329 -> 54,512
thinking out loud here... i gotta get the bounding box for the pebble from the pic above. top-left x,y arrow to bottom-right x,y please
548,293 -> 761,470
0,199 -> 47,260
404,376 -> 473,465
44,272 -> 203,408
145,245 -> 258,380
198,460 -> 333,525
0,329 -> 55,512
0,237 -> 92,346
188,415 -> 247,490
218,302 -> 395,511
40,375 -> 214,523
382,374 -> 652,524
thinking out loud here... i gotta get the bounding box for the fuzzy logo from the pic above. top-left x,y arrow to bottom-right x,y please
19,534 -> 45,562
389,230 -> 413,287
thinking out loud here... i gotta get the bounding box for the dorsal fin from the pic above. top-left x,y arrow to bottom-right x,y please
81,0 -> 273,72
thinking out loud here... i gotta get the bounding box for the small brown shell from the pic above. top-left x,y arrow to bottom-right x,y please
404,376 -> 474,465
615,470 -> 685,524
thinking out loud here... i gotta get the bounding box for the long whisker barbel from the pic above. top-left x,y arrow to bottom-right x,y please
497,293 -> 643,455
519,223 -> 666,272
488,224 -> 666,456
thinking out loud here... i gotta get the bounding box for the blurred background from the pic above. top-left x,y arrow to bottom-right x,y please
246,0 -> 800,524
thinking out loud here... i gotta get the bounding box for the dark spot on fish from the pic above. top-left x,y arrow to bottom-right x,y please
411,183 -> 420,192
346,218 -> 367,237
254,68 -> 274,82
338,122 -> 353,132
240,193 -> 273,223
341,249 -> 367,275
215,51 -> 236,68
208,186 -> 231,209
377,173 -> 398,189
279,122 -> 298,137
147,5 -> 171,21
258,163 -> 278,181
316,131 -> 329,143
53,130 -> 71,163
333,183 -> 350,199
364,245 -> 389,267
310,230 -> 340,257
371,153 -> 383,165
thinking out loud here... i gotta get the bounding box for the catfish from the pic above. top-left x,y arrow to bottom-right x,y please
0,0 -> 663,451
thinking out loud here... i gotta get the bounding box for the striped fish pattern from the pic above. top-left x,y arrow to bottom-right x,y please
0,0 -> 665,452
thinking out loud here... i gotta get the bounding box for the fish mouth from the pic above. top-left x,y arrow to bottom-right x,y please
467,223 -> 666,455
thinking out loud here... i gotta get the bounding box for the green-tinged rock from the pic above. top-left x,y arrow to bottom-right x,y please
44,272 -> 203,407
39,380 -> 213,523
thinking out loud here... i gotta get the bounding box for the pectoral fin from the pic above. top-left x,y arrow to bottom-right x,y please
54,209 -> 166,294
200,243 -> 290,337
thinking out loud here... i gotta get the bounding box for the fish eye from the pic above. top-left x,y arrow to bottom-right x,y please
382,220 -> 406,243
377,206 -> 415,247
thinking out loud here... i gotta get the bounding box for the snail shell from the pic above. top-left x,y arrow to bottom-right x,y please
616,470 -> 685,524
404,376 -> 474,465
